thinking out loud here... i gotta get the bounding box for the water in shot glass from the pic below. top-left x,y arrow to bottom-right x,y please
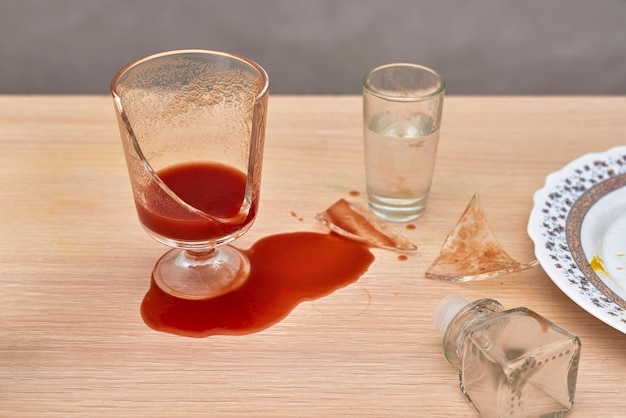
363,63 -> 445,223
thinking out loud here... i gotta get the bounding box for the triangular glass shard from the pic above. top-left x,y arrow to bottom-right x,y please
426,193 -> 538,281
316,199 -> 417,252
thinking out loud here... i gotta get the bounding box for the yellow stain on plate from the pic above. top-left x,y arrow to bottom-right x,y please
590,254 -> 608,276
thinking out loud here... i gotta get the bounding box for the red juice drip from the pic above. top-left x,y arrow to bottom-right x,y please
135,162 -> 255,241
141,232 -> 374,337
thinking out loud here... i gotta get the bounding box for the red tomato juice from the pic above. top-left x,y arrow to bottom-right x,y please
141,231 -> 375,337
135,162 -> 255,241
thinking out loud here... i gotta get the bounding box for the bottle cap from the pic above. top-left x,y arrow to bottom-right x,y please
433,295 -> 470,334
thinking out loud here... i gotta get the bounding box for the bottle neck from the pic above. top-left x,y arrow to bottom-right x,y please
442,298 -> 504,366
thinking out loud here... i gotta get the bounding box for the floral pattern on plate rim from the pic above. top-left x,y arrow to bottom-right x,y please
528,146 -> 626,333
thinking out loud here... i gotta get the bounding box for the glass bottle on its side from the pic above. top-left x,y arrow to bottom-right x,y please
433,295 -> 581,418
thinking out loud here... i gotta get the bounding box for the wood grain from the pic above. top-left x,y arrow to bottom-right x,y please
1,95 -> 626,417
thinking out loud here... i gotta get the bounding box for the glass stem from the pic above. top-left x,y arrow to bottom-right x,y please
184,248 -> 218,264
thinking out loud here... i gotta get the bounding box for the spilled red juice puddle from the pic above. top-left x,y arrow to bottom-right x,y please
141,231 -> 374,337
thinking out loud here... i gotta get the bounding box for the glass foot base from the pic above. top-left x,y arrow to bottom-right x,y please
152,245 -> 250,300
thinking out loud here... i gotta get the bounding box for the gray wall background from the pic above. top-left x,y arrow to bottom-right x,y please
1,0 -> 625,95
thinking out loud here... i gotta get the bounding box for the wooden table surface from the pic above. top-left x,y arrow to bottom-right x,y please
2,95 -> 626,417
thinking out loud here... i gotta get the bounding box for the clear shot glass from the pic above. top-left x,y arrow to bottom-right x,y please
363,63 -> 445,222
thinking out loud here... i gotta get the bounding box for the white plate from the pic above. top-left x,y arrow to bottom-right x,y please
528,146 -> 626,334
